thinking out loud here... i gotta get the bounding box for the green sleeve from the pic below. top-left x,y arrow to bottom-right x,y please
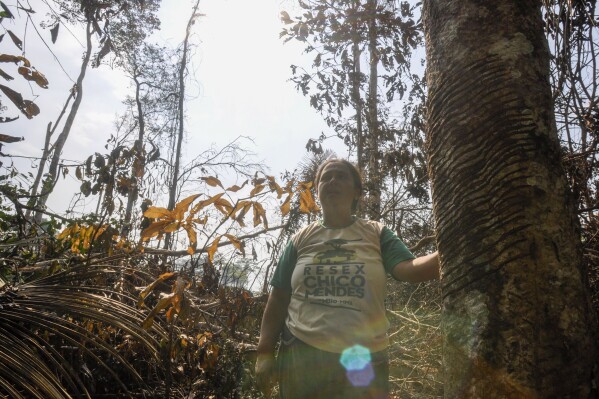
380,226 -> 415,274
270,240 -> 297,291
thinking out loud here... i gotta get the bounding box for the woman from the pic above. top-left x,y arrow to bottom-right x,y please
255,158 -> 439,399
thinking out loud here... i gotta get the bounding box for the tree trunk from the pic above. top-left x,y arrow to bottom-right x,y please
366,0 -> 380,220
352,40 -> 364,175
34,20 -> 93,223
26,122 -> 53,219
423,0 -> 597,397
121,73 -> 145,237
165,0 -> 200,250
26,90 -> 75,219
350,0 -> 365,216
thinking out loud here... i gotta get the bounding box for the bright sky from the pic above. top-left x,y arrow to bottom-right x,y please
5,0 -> 346,215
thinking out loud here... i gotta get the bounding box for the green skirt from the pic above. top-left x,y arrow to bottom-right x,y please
276,326 -> 389,399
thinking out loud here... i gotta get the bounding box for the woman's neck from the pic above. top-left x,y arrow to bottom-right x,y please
322,211 -> 355,228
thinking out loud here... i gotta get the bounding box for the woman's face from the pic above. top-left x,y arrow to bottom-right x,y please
317,162 -> 360,213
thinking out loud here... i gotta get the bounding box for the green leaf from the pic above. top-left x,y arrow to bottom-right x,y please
0,2 -> 13,19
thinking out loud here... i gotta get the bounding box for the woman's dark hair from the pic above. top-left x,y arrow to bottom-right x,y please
314,158 -> 363,212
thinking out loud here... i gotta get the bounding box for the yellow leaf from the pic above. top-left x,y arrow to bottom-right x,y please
138,272 -> 177,308
298,181 -> 313,190
184,224 -> 197,247
144,207 -> 171,219
140,220 -> 171,240
226,184 -> 242,192
93,225 -> 107,240
252,202 -> 268,228
23,99 -> 40,119
233,201 -> 251,227
267,176 -> 284,198
213,197 -> 234,216
207,236 -> 222,263
17,66 -> 48,88
187,246 -> 195,255
232,200 -> 248,214
142,293 -> 175,330
250,184 -> 265,197
281,195 -> 292,216
159,272 -> 177,280
180,335 -> 189,347
71,239 -> 80,253
173,194 -> 201,220
190,193 -> 224,214
226,180 -> 248,192
163,222 -> 180,233
0,54 -> 30,66
284,179 -> 295,193
299,190 -> 312,213
235,215 -> 246,228
298,186 -> 319,214
57,225 -> 74,240
192,216 -> 208,225
224,234 -> 244,255
201,176 -> 223,188
81,226 -> 92,250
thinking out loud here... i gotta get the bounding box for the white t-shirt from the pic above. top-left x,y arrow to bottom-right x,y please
271,218 -> 415,353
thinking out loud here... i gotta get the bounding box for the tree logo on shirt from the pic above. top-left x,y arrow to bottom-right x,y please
312,238 -> 362,264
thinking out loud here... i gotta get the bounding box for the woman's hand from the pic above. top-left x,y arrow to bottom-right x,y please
255,287 -> 291,396
255,352 -> 276,396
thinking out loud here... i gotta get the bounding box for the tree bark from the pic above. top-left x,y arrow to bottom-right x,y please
423,0 -> 597,397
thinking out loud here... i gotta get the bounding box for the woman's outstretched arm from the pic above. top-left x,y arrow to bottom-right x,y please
391,251 -> 440,283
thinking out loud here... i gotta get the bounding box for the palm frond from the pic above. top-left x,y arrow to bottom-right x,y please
0,264 -> 166,398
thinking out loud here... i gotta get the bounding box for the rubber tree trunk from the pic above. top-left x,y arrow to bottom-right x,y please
422,1 -> 597,397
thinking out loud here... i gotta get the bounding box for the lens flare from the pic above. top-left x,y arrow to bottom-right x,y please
346,363 -> 375,387
340,345 -> 374,387
340,344 -> 371,370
